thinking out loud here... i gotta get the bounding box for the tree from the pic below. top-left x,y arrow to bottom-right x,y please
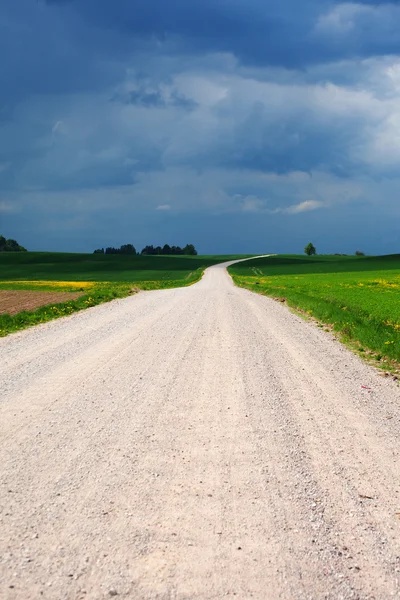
6,239 -> 19,251
140,243 -> 198,255
355,250 -> 365,256
304,242 -> 316,256
99,244 -> 136,255
183,244 -> 197,256
141,245 -> 155,255
120,244 -> 136,255
0,234 -> 27,252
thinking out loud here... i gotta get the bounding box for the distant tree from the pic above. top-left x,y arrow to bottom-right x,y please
120,244 -> 136,255
140,243 -> 197,255
6,239 -> 20,251
304,242 -> 316,256
98,243 -> 198,256
183,244 -> 197,256
0,234 -> 27,252
100,244 -> 136,255
141,245 -> 155,255
355,250 -> 365,256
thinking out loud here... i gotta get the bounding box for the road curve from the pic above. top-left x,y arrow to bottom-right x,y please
1,261 -> 400,600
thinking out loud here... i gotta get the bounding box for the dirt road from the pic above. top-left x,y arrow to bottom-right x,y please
1,261 -> 400,599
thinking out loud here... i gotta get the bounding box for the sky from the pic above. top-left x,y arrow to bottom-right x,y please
1,0 -> 400,254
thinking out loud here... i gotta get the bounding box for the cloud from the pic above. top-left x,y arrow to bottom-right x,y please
314,3 -> 400,59
315,3 -> 372,34
3,49 -> 400,197
0,200 -> 17,213
51,120 -> 65,134
240,195 -> 267,213
42,0 -> 400,70
2,0 -> 400,254
111,86 -> 197,111
124,90 -> 165,108
284,199 -> 325,214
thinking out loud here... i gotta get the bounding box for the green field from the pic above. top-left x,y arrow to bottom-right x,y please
229,254 -> 400,365
0,252 -> 251,285
0,252 -> 252,336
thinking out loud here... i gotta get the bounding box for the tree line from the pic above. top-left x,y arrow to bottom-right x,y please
0,234 -> 27,252
94,243 -> 198,256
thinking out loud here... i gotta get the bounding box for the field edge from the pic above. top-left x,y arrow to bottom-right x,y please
0,268 -> 208,338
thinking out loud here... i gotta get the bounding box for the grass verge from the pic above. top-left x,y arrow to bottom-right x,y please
0,283 -> 132,337
229,254 -> 400,370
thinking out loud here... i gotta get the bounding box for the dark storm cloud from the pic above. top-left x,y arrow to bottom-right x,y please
43,0 -> 400,68
111,87 -> 197,110
2,0 -> 400,253
3,0 -> 400,108
0,0 -> 128,106
41,0 -> 328,69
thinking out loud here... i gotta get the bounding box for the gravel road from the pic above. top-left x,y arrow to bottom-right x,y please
1,260 -> 400,600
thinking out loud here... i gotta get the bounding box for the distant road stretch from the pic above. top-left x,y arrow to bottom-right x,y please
1,260 -> 400,599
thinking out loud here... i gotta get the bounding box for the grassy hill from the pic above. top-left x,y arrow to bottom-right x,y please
0,252 -> 252,284
229,253 -> 400,276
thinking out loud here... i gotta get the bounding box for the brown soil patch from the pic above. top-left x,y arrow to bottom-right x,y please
0,290 -> 83,316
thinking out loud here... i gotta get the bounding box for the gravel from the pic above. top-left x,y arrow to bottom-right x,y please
1,260 -> 400,599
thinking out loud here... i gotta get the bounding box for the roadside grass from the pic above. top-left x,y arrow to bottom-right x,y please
0,274 -> 204,337
0,253 -> 253,337
0,282 -> 134,337
229,254 -> 400,367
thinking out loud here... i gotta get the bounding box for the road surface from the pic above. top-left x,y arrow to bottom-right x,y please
1,261 -> 400,599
